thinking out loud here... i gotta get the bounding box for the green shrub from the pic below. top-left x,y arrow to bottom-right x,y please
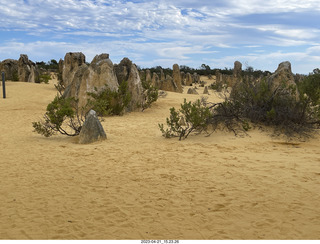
12,71 -> 19,81
298,68 -> 320,106
160,77 -> 320,140
220,78 -> 318,138
87,81 -> 131,116
159,98 -> 211,140
32,95 -> 84,137
39,73 -> 52,84
141,79 -> 158,110
36,59 -> 59,71
54,81 -> 65,95
209,79 -> 227,92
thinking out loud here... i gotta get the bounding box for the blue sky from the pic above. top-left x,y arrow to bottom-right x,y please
0,0 -> 320,74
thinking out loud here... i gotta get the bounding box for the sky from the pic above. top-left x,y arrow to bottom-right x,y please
0,0 -> 320,74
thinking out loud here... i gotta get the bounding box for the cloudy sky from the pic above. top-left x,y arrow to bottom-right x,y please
0,0 -> 319,73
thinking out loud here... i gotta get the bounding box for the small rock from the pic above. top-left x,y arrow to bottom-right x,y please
187,87 -> 199,95
179,116 -> 186,126
79,110 -> 107,144
203,86 -> 210,95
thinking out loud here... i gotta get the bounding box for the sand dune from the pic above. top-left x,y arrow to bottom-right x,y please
0,77 -> 319,240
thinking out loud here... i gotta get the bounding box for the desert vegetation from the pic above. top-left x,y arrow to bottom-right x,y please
159,98 -> 211,140
4,53 -> 311,140
32,77 -> 158,137
87,82 -> 132,116
141,78 -> 159,110
32,95 -> 84,137
30,54 -> 320,141
36,59 -> 59,71
160,71 -> 320,140
298,68 -> 320,106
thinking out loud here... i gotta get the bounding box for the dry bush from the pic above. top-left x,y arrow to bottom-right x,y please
161,77 -> 320,140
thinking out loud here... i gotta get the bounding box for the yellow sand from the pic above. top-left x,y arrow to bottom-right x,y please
0,77 -> 319,240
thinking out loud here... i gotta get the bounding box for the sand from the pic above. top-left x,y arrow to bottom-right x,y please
0,77 -> 319,240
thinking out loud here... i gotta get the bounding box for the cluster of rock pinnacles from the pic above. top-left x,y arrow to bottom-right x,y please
1,53 -> 298,143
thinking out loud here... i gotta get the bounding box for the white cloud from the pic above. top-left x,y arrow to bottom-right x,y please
255,25 -> 320,40
157,45 -> 216,59
1,0 -> 319,47
218,0 -> 320,15
0,0 -> 193,33
307,45 -> 320,55
1,38 -> 318,74
0,0 -> 320,73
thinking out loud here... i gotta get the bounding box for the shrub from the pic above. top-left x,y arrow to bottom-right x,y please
87,81 -> 131,116
230,78 -> 320,137
298,68 -> 320,106
54,81 -> 65,95
209,79 -> 227,92
39,73 -> 52,84
214,78 -> 319,138
160,77 -> 320,140
32,95 -> 84,137
36,59 -> 59,71
12,71 -> 19,81
159,98 -> 211,140
141,79 -> 158,110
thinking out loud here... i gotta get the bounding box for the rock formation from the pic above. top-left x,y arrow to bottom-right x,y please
63,53 -> 145,113
0,55 -> 39,82
139,70 -> 145,81
187,87 -> 199,95
267,61 -> 299,98
267,61 -> 295,88
180,71 -> 186,85
159,75 -> 179,92
151,72 -> 160,88
179,116 -> 186,126
160,69 -> 165,81
172,64 -> 183,93
18,54 -> 39,83
0,59 -> 19,81
114,57 -> 144,111
58,59 -> 64,74
193,73 -> 200,83
62,52 -> 86,87
215,70 -> 222,83
63,53 -> 119,110
185,73 -> 193,86
233,61 -> 242,78
216,61 -> 243,87
145,69 -> 152,83
79,110 -> 106,144
89,54 -> 119,92
203,86 -> 209,94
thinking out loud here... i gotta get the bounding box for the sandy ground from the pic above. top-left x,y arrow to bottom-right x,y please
0,76 -> 319,240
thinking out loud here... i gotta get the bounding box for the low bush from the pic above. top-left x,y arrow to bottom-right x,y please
87,81 -> 131,116
223,79 -> 318,138
54,80 -> 65,95
209,79 -> 227,92
159,98 -> 211,140
141,79 -> 158,110
39,73 -> 52,84
32,95 -> 84,137
160,77 -> 320,140
298,68 -> 320,106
